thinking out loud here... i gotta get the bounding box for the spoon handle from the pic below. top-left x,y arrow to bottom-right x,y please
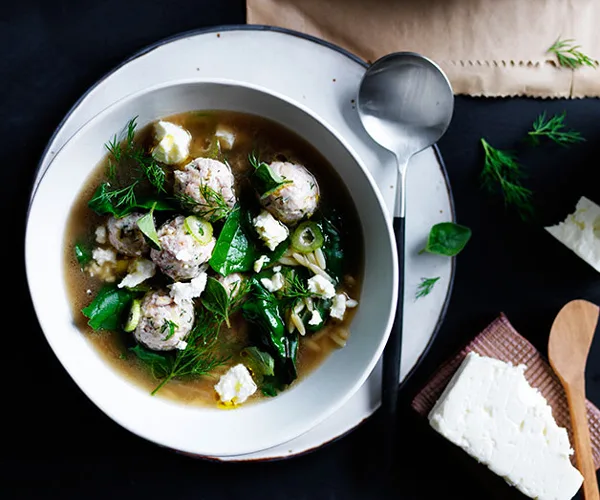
565,379 -> 600,500
381,215 -> 405,469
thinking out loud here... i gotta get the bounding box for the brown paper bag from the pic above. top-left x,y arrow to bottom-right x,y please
247,0 -> 600,98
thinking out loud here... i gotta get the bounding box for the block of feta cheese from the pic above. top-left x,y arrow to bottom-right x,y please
545,196 -> 600,273
428,352 -> 583,500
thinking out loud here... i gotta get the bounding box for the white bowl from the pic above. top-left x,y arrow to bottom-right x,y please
25,78 -> 398,457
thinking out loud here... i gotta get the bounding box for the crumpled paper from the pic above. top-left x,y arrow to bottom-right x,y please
247,0 -> 600,98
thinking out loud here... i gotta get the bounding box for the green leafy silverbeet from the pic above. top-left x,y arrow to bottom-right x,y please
421,222 -> 472,257
74,242 -> 92,267
81,284 -> 138,331
88,182 -> 175,217
209,206 -> 259,276
136,202 -> 161,250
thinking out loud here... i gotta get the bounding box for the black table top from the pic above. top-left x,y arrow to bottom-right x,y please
6,1 -> 600,499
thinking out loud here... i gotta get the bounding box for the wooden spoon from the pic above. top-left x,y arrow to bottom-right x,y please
548,299 -> 600,500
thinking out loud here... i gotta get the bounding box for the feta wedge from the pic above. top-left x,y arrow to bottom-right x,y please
428,352 -> 583,500
214,364 -> 257,406
545,196 -> 600,273
253,209 -> 289,251
151,121 -> 191,165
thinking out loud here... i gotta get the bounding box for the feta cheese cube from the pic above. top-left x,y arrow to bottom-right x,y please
168,272 -> 207,305
428,352 -> 583,500
214,364 -> 257,405
545,196 -> 600,273
92,247 -> 116,265
118,258 -> 156,289
308,309 -> 322,326
215,125 -> 235,150
152,120 -> 191,165
330,293 -> 358,320
254,254 -> 269,273
95,225 -> 107,244
253,209 -> 289,251
260,272 -> 284,292
307,274 -> 336,299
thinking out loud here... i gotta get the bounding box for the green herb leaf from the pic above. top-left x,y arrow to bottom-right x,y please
241,346 -> 275,379
74,242 -> 92,267
317,214 -> 345,283
81,285 -> 137,330
136,202 -> 161,250
528,111 -> 585,147
480,138 -> 534,221
248,152 -> 292,198
422,222 -> 471,257
130,344 -> 173,379
547,37 -> 598,69
88,182 -> 174,217
201,276 -> 250,328
209,207 -> 259,276
415,277 -> 440,299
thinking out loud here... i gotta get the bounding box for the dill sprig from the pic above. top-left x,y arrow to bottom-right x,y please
177,184 -> 232,222
278,272 -> 314,311
528,111 -> 585,147
151,310 -> 227,395
416,277 -> 440,299
90,181 -> 139,210
547,38 -> 598,69
480,138 -> 534,221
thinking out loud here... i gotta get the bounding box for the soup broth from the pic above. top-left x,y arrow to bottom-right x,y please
64,110 -> 363,407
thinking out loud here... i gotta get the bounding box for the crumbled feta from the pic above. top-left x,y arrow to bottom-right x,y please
118,258 -> 156,289
307,274 -> 335,299
168,272 -> 207,305
260,272 -> 285,292
92,247 -> 117,265
214,364 -> 257,405
308,309 -> 322,326
254,254 -> 269,273
219,273 -> 244,297
545,196 -> 600,273
95,225 -> 107,244
273,265 -> 281,272
428,352 -> 583,500
151,120 -> 192,165
253,209 -> 289,251
215,125 -> 235,150
176,340 -> 188,350
330,293 -> 358,320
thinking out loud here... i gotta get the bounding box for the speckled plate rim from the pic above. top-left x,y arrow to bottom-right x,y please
28,24 -> 456,461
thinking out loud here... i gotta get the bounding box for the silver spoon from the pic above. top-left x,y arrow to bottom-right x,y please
357,52 -> 454,467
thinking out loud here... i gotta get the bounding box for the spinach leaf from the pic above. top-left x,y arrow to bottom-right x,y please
209,207 -> 259,276
130,344 -> 173,379
74,242 -> 92,267
318,216 -> 344,283
248,152 -> 292,198
88,182 -> 175,217
241,346 -> 275,379
421,222 -> 472,257
81,284 -> 138,330
136,202 -> 161,250
201,276 -> 249,328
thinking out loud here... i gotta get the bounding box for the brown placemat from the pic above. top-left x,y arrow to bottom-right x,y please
411,313 -> 600,469
247,0 -> 600,98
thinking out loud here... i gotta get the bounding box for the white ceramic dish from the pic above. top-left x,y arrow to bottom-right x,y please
28,26 -> 455,460
26,78 -> 398,457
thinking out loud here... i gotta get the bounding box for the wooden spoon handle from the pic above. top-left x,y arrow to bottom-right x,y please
566,380 -> 600,500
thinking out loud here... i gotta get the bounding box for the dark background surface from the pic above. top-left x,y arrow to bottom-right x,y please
5,1 -> 600,499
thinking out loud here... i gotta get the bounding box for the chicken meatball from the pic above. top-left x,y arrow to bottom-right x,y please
134,289 -> 195,351
150,215 -> 216,281
174,157 -> 236,217
107,213 -> 150,257
261,162 -> 319,224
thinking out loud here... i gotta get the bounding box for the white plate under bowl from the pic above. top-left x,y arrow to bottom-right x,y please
29,25 -> 455,461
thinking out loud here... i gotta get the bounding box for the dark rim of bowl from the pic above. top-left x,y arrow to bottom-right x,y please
28,23 -> 456,462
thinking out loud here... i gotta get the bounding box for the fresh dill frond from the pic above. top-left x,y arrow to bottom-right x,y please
151,310 -> 227,395
90,181 -> 139,210
278,272 -> 313,310
161,320 -> 178,340
547,38 -> 598,69
480,138 -> 534,221
416,277 -> 440,299
528,111 -> 584,147
178,183 -> 231,222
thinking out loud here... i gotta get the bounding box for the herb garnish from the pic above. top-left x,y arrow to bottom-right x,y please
416,277 -> 440,299
160,320 -> 178,340
201,276 -> 250,328
137,309 -> 228,395
528,111 -> 584,147
421,222 -> 471,257
175,184 -> 232,222
480,138 -> 534,220
249,151 -> 292,198
547,38 -> 598,69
